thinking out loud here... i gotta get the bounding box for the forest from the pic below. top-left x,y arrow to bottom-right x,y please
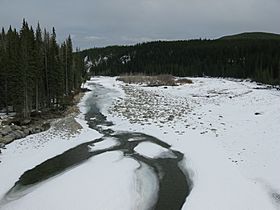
81,32 -> 280,85
0,20 -> 86,119
2,29 -> 280,118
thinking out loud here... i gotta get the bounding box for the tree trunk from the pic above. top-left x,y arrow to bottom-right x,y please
35,80 -> 39,111
5,76 -> 8,115
65,45 -> 68,96
44,52 -> 50,108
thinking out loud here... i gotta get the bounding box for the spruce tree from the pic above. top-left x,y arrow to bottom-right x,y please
0,20 -> 86,118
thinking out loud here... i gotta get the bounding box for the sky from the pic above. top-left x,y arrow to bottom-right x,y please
1,0 -> 280,49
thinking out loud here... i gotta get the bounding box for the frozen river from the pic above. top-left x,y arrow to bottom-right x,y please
0,83 -> 192,210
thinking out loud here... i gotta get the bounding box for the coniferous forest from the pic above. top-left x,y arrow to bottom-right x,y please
0,20 -> 86,119
81,32 -> 280,85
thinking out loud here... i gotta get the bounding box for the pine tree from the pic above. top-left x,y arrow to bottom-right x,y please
0,20 -> 87,118
34,23 -> 44,111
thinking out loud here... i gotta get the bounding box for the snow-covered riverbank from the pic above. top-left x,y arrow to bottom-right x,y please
1,76 -> 279,210
92,76 -> 280,210
0,81 -> 160,210
0,89 -> 103,209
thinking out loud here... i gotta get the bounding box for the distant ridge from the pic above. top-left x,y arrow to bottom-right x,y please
219,32 -> 280,40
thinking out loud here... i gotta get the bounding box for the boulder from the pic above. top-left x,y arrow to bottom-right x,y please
0,143 -> 6,149
30,127 -> 36,134
11,124 -> 21,131
20,130 -> 27,138
13,130 -> 25,139
0,125 -> 12,136
23,128 -> 30,135
42,123 -> 50,131
21,119 -> 31,125
34,127 -> 41,133
167,115 -> 175,121
2,133 -> 16,144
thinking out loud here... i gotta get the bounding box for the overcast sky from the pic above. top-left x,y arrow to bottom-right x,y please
1,0 -> 280,49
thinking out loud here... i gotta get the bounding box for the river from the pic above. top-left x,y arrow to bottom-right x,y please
1,83 -> 192,210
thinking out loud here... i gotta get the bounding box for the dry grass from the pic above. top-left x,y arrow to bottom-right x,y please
117,74 -> 193,86
176,78 -> 193,84
117,74 -> 177,86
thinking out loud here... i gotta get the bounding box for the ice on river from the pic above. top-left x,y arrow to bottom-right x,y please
94,76 -> 280,210
1,76 -> 280,210
1,151 -> 157,210
135,142 -> 176,159
88,137 -> 119,152
0,78 -> 159,210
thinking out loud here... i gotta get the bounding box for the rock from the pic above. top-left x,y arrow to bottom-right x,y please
11,124 -> 21,131
167,115 -> 175,121
0,143 -> 6,149
21,119 -> 31,125
13,130 -> 26,139
0,125 -> 12,136
9,131 -> 20,139
34,127 -> 41,133
23,129 -> 30,135
20,130 -> 27,138
29,126 -> 42,134
2,133 -> 16,144
28,127 -> 35,134
42,123 -> 50,131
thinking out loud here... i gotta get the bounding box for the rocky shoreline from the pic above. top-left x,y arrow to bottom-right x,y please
0,122 -> 50,146
0,91 -> 85,148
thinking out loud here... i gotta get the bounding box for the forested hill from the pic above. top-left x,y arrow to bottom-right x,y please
81,32 -> 280,85
0,20 -> 87,118
219,32 -> 280,40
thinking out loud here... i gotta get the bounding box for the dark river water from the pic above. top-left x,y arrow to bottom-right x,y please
1,83 -> 192,210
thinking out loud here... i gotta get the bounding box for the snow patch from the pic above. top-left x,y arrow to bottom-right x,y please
134,142 -> 169,159
88,137 -> 119,152
1,152 -> 140,210
96,76 -> 279,210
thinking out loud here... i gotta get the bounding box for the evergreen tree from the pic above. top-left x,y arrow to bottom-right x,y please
0,20 -> 86,118
82,37 -> 280,85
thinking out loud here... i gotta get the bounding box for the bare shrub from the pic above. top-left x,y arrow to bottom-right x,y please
117,74 -> 147,84
153,74 -> 176,86
176,78 -> 193,84
117,74 -> 177,86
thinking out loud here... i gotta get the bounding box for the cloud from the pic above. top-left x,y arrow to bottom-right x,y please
1,0 -> 280,49
85,36 -> 105,41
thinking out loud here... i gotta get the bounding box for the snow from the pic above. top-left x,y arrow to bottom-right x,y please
88,137 -> 119,152
120,55 -> 131,64
133,162 -> 159,210
93,76 -> 280,210
127,136 -> 146,142
134,142 -> 170,159
0,79 -> 158,210
1,152 -> 139,210
0,90 -> 102,202
1,76 -> 280,210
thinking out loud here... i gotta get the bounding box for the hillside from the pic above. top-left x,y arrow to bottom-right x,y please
219,32 -> 280,40
80,32 -> 280,85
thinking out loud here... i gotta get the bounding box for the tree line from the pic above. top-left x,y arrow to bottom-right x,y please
81,34 -> 280,85
0,20 -> 87,119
